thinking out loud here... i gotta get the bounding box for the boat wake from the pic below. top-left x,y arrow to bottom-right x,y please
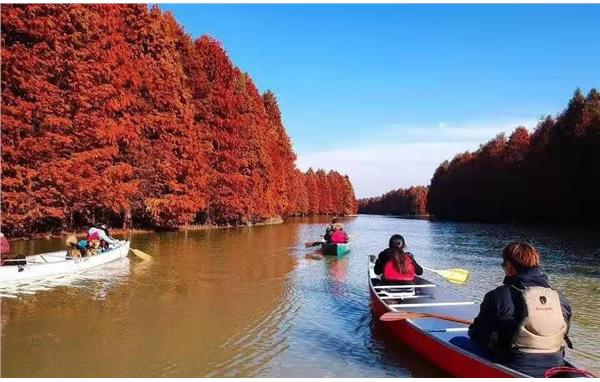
0,257 -> 131,300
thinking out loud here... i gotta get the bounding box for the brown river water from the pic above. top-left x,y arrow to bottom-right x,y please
1,215 -> 599,377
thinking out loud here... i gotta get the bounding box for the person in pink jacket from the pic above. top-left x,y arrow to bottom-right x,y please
328,223 -> 349,244
1,232 -> 11,266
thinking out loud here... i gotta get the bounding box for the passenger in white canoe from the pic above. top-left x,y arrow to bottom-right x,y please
88,224 -> 120,250
67,223 -> 120,257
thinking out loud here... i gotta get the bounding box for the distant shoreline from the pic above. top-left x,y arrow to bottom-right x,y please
357,213 -> 600,229
357,213 -> 432,220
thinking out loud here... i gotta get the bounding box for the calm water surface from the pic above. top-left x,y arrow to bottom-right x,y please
1,215 -> 599,377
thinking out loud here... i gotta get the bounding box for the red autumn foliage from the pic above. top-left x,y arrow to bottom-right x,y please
428,89 -> 600,222
358,186 -> 429,216
0,4 -> 357,237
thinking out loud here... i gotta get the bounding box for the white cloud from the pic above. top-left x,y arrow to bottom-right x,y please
296,118 -> 538,199
371,118 -> 538,144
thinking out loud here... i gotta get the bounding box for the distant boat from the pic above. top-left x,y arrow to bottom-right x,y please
321,242 -> 351,257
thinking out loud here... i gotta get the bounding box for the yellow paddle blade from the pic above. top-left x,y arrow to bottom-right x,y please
130,248 -> 153,261
435,268 -> 470,284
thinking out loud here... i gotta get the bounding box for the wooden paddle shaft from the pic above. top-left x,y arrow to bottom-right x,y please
381,311 -> 474,326
305,241 -> 324,248
130,248 -> 152,261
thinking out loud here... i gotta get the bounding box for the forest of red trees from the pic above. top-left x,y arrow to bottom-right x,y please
428,89 -> 600,222
358,186 -> 428,216
0,4 -> 357,237
360,89 -> 599,222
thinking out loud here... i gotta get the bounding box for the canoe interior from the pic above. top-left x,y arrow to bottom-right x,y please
368,255 -> 532,377
368,256 -> 589,377
26,251 -> 77,264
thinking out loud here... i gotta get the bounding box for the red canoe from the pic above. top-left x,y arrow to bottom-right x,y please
368,255 -> 584,378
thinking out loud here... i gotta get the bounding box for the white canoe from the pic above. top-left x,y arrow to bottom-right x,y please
0,240 -> 131,285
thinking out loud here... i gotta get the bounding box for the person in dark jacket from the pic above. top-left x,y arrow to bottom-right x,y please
323,217 -> 338,243
374,234 -> 423,284
468,242 -> 572,377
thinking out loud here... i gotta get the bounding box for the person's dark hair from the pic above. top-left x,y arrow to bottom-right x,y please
502,242 -> 540,272
389,234 -> 405,250
389,234 -> 409,273
331,217 -> 338,224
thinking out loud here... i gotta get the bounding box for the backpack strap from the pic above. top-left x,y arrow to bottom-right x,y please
507,284 -> 525,293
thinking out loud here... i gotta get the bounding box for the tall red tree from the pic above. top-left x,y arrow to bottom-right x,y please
1,4 -> 357,237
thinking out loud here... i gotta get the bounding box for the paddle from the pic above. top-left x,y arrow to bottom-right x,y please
422,266 -> 470,284
305,252 -> 325,260
380,311 -> 474,326
305,240 -> 324,248
129,248 -> 153,261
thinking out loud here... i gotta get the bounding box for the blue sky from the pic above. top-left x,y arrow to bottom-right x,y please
159,4 -> 600,198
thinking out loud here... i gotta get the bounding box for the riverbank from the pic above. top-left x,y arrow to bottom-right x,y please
6,216 -> 287,241
358,213 -> 432,220
391,214 -> 432,220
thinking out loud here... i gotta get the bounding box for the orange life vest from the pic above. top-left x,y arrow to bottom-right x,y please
383,254 -> 416,282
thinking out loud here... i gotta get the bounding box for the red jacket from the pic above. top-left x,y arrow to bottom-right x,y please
383,254 -> 417,282
330,230 -> 348,244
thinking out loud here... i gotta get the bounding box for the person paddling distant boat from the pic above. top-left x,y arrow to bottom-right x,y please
324,217 -> 339,243
0,232 -> 11,266
306,217 -> 349,247
328,223 -> 349,244
88,224 -> 120,250
374,234 -> 423,285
